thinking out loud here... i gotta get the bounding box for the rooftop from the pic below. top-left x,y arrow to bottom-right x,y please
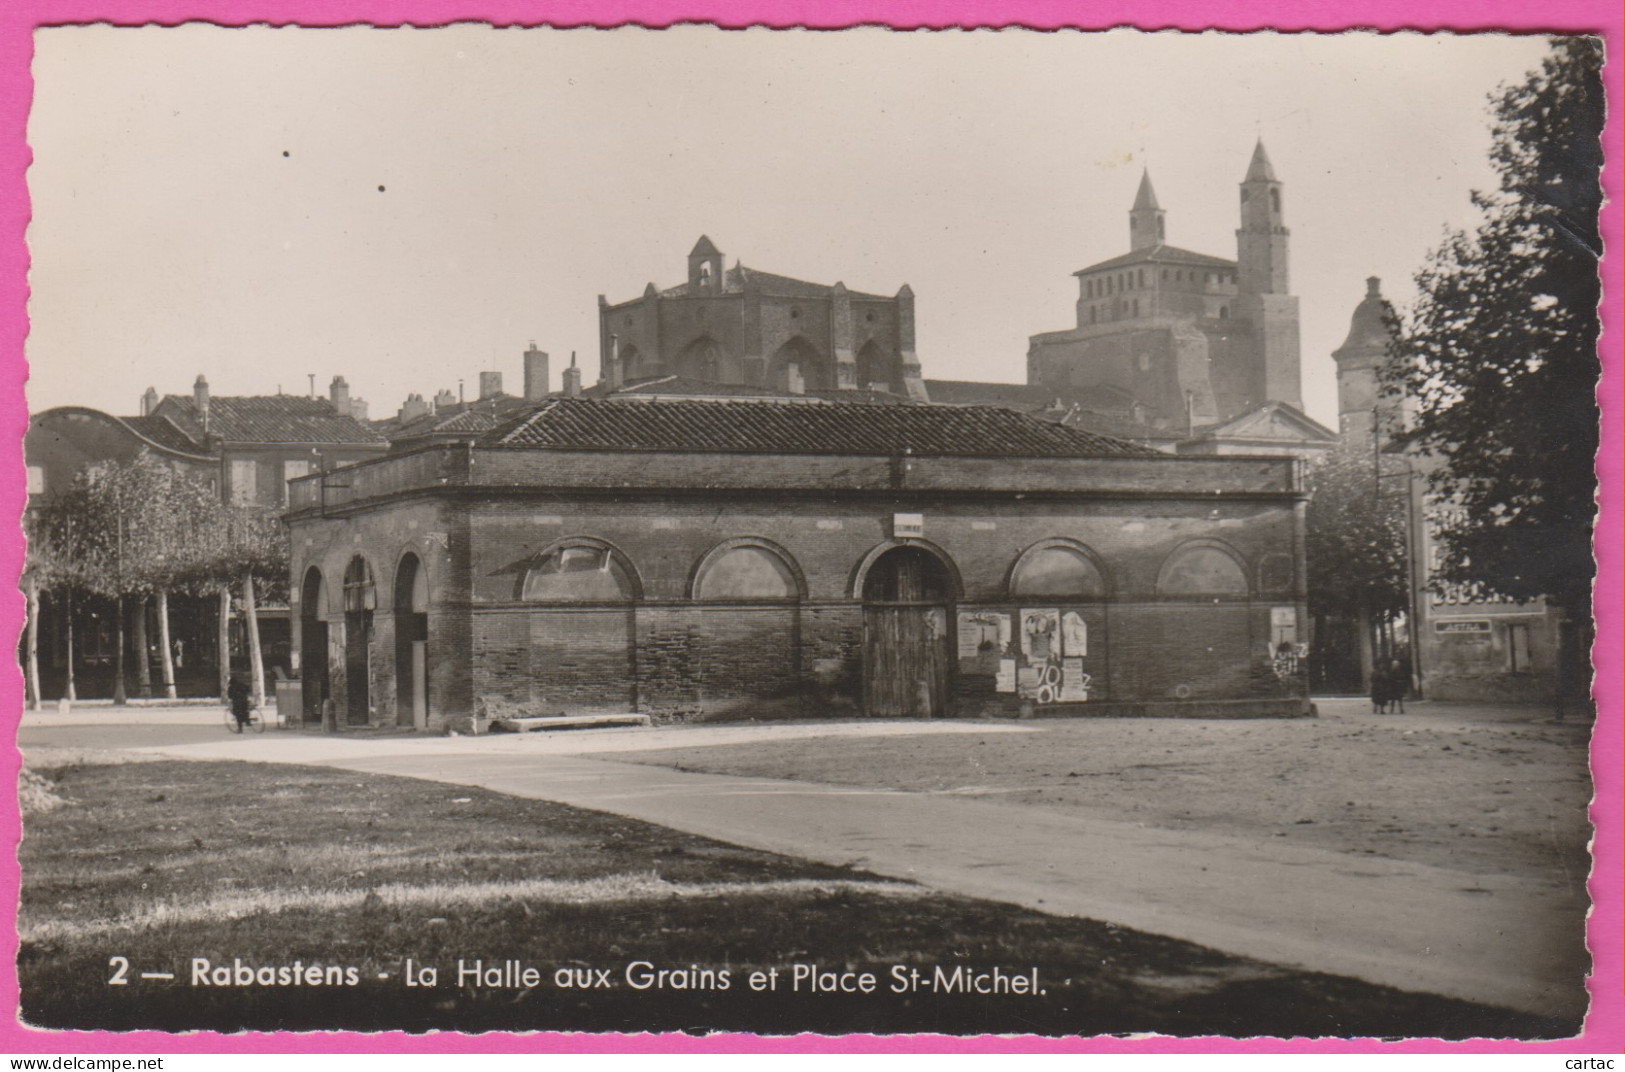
160,394 -> 386,445
486,397 -> 1156,457
1075,243 -> 1237,277
654,263 -> 891,302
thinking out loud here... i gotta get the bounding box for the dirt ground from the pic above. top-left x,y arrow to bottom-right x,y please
606,698 -> 1594,888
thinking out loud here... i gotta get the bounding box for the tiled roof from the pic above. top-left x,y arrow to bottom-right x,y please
161,395 -> 386,445
924,380 -> 1061,408
1074,243 -> 1236,276
393,396 -> 531,439
486,398 -> 1156,457
925,380 -> 1140,416
924,380 -> 1170,442
599,375 -> 789,399
582,377 -> 908,405
119,414 -> 207,454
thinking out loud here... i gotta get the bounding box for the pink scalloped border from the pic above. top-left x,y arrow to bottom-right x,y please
0,0 -> 1617,1055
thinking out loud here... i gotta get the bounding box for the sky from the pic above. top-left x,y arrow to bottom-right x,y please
24,26 -> 1555,426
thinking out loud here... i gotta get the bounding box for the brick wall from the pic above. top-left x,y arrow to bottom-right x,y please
287,466 -> 1307,730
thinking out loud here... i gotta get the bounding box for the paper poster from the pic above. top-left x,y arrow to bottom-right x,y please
958,610 -> 1010,659
1062,611 -> 1088,657
995,658 -> 1017,694
1016,665 -> 1042,699
1021,608 -> 1060,663
1060,658 -> 1091,702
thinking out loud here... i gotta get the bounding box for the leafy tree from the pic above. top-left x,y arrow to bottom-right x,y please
1391,37 -> 1603,622
1304,444 -> 1412,688
27,452 -> 286,704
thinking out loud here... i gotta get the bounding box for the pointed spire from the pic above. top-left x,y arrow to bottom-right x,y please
1129,168 -> 1167,251
1132,169 -> 1162,211
689,234 -> 720,257
1245,138 -> 1277,182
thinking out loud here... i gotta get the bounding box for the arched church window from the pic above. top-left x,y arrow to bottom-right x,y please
1270,189 -> 1281,213
1157,218 -> 1165,239
1132,299 -> 1140,317
522,543 -> 635,602
1089,307 -> 1097,325
1219,306 -> 1229,320
1138,269 -> 1146,287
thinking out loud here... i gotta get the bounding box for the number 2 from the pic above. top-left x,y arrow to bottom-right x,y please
108,956 -> 129,986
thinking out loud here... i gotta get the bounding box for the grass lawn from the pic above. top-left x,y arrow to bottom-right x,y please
18,755 -> 1575,1038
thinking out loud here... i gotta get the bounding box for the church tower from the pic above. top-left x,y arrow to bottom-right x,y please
1129,169 -> 1166,251
1236,140 -> 1289,294
1233,139 -> 1302,411
1332,276 -> 1400,445
688,235 -> 724,294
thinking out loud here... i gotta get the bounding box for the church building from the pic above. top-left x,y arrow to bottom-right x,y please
596,237 -> 928,400
1026,141 -> 1303,434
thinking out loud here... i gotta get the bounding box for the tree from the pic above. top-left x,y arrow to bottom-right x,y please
1391,37 -> 1604,622
30,453 -> 242,703
1304,444 -> 1412,690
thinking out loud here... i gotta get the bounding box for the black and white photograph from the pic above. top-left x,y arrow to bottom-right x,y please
14,24 -> 1606,1041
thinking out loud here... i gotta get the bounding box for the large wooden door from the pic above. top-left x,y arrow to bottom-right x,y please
862,546 -> 953,718
864,605 -> 949,717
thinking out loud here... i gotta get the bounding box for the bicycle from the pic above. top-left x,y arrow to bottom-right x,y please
224,705 -> 265,734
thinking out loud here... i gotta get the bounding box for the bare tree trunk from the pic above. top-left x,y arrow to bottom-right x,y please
217,584 -> 232,701
1355,598 -> 1373,695
112,595 -> 127,706
244,570 -> 266,710
25,574 -> 40,711
64,590 -> 76,703
133,595 -> 152,698
157,586 -> 177,700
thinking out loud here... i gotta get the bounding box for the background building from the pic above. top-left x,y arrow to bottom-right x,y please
1025,143 -> 1302,434
23,376 -> 387,699
596,237 -> 928,400
1329,277 -> 1567,703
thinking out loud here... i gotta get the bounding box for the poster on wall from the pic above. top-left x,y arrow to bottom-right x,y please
1021,608 -> 1060,662
957,610 -> 1010,660
1061,658 -> 1091,702
1062,611 -> 1088,657
995,658 -> 1017,693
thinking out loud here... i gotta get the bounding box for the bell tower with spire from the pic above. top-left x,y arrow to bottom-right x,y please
1129,169 -> 1166,251
1232,138 -> 1302,411
1236,140 -> 1290,294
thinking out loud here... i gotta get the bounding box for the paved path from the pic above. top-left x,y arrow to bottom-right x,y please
87,718 -> 1588,1021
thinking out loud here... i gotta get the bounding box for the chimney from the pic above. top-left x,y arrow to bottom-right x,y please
563,352 -> 582,398
478,371 -> 503,400
432,388 -> 456,412
349,397 -> 369,422
140,386 -> 158,417
524,342 -> 550,401
193,375 -> 210,433
398,393 -> 429,423
330,375 -> 350,417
